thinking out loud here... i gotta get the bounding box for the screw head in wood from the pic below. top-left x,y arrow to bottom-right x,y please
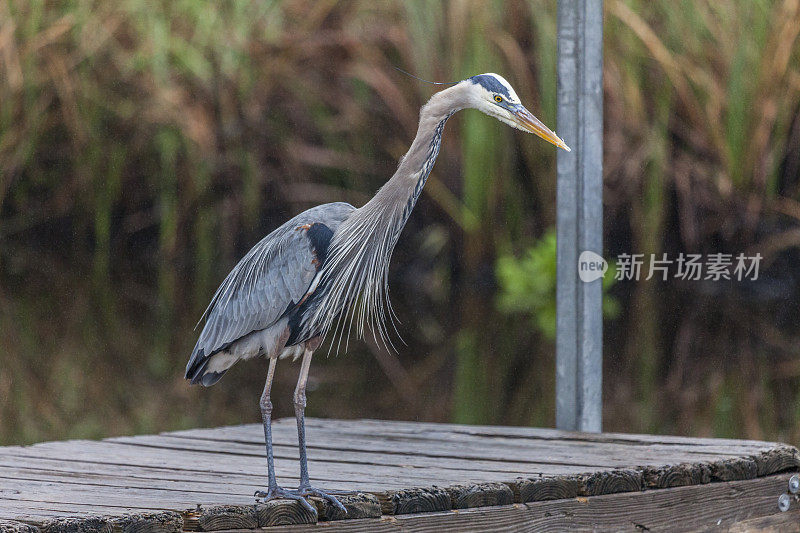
789,475 -> 800,494
779,493 -> 791,512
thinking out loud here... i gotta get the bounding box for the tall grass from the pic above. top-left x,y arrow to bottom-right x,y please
1,0 -> 799,445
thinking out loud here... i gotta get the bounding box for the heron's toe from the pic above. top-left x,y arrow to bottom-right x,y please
254,486 -> 317,514
297,486 -> 347,514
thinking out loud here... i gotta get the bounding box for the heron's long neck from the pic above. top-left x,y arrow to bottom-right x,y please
307,84 -> 468,344
389,109 -> 454,225
363,86 -> 465,236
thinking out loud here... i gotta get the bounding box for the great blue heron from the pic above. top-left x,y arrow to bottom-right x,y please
185,73 -> 569,513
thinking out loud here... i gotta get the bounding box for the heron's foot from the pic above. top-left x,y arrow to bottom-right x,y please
296,485 -> 347,514
254,487 -> 316,514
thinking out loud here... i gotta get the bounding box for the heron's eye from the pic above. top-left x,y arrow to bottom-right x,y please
494,95 -> 503,103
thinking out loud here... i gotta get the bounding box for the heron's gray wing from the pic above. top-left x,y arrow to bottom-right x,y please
185,202 -> 354,381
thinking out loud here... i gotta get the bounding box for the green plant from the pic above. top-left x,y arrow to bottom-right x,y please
496,228 -> 619,340
2,0 -> 800,445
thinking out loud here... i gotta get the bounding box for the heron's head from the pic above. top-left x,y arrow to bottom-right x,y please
465,73 -> 570,151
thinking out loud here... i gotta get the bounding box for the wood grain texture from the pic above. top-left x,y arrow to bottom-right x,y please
0,521 -> 39,533
577,468 -> 643,496
182,505 -> 258,531
255,501 -> 316,527
378,487 -> 451,515
1,418 -> 798,531
109,512 -> 183,533
515,476 -> 580,503
40,512 -> 182,533
312,493 -> 381,521
207,473 -> 799,532
727,511 -> 800,533
446,483 -> 515,509
42,516 -> 116,533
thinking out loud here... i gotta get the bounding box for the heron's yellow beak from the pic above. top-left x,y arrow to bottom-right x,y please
514,106 -> 571,152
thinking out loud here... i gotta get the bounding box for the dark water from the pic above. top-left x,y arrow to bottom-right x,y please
3,208 -> 800,446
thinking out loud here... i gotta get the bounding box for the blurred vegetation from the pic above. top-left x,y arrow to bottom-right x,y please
1,0 -> 799,445
496,229 -> 619,341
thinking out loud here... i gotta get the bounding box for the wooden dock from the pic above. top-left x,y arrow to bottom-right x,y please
1,418 -> 799,532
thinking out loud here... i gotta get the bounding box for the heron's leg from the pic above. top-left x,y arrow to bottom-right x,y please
261,356 -> 279,490
294,349 -> 313,486
293,349 -> 347,513
254,356 -> 316,514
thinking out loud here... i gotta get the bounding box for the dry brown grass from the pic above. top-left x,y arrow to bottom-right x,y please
1,0 -> 799,445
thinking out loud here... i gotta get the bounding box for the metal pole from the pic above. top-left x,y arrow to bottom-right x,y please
555,0 -> 604,432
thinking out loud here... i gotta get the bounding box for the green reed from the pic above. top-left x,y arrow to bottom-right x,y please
1,0 -> 799,445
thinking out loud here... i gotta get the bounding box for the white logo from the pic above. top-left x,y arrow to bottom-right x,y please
578,250 -> 608,282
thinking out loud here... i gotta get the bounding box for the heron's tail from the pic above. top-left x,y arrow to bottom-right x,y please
184,347 -> 227,387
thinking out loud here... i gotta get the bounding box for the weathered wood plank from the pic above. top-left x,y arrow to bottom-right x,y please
0,457 -> 398,492
577,468 -> 643,495
755,445 -> 800,477
378,487 -> 452,515
1,479 -> 255,508
207,473 -> 798,532
42,512 -> 183,533
5,437 -> 501,479
727,511 -> 800,533
271,418 -> 787,449
0,468 -> 259,498
515,475 -> 580,502
2,437 -> 620,474
254,501 -> 316,528
274,418 -> 783,452
2,419 -> 798,530
446,483 -> 515,509
312,493 -> 381,522
181,504 -> 263,531
10,443 -> 791,519
93,431 -> 799,496
103,434 -> 607,475
0,504 -> 150,521
0,513 -> 182,533
166,422 -> 778,458
2,442 -> 517,487
0,521 -> 38,533
162,422 -> 790,470
6,443 -> 796,510
148,425 -> 800,488
9,423 -> 793,488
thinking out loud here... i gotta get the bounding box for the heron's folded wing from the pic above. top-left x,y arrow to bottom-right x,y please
185,202 -> 355,374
